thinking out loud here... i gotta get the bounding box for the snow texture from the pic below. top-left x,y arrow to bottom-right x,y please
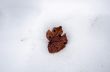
0,0 -> 110,72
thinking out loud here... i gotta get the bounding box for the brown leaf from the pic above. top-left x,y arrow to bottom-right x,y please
46,26 -> 68,53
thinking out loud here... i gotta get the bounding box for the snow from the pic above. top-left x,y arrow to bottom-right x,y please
0,0 -> 110,72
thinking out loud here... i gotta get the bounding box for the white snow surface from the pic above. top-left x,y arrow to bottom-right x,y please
0,0 -> 110,72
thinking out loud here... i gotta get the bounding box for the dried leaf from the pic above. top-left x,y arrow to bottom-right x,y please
46,26 -> 68,53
